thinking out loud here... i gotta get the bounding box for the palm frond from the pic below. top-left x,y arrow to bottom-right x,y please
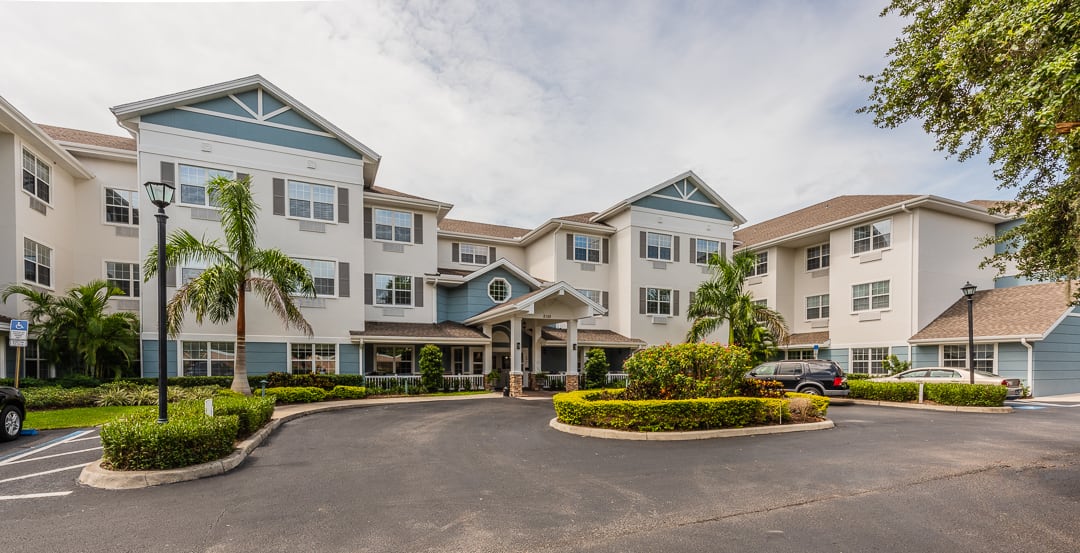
250,249 -> 317,298
208,176 -> 259,265
248,277 -> 314,337
144,230 -> 231,280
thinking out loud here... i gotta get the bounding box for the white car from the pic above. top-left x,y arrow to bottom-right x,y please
870,368 -> 1023,399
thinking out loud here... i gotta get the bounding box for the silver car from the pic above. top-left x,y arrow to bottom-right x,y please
870,368 -> 1023,399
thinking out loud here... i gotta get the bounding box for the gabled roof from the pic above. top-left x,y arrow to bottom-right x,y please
540,328 -> 645,347
349,321 -> 489,344
910,282 -> 1075,343
592,170 -> 747,226
0,96 -> 93,180
365,186 -> 453,214
111,74 -> 381,187
464,281 -> 606,325
438,218 -> 532,240
38,124 -> 135,152
459,258 -> 543,289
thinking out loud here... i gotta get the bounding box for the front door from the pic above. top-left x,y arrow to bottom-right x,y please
494,352 -> 511,389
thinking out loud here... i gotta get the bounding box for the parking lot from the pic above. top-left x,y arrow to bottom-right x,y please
0,428 -> 101,501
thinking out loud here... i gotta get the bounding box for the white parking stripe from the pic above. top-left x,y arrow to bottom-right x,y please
0,463 -> 91,484
0,429 -> 94,466
65,435 -> 100,444
2,447 -> 102,466
0,491 -> 73,501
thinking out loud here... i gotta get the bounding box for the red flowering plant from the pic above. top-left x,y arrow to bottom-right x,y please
622,342 -> 756,400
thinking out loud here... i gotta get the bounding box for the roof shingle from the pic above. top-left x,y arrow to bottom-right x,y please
910,282 -> 1074,341
780,331 -> 831,348
734,195 -> 919,248
37,124 -> 136,151
540,328 -> 644,345
350,321 -> 488,340
439,218 -> 531,240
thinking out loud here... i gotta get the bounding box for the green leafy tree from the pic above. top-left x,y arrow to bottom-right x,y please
583,348 -> 610,389
144,176 -> 316,395
860,0 -> 1080,301
1,280 -> 140,379
418,344 -> 444,392
686,250 -> 789,362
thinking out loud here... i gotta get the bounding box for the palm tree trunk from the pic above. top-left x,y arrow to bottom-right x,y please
233,281 -> 252,395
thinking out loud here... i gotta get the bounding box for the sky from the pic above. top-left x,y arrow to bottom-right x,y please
0,0 -> 1008,230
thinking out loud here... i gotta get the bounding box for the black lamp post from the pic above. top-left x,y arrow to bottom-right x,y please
144,181 -> 175,423
961,281 -> 977,385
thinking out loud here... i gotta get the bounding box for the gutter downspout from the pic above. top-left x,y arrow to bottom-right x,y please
902,203 -> 915,363
1021,337 -> 1034,397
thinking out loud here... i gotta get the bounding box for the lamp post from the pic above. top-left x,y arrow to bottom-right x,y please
144,181 -> 175,423
961,281 -> 977,385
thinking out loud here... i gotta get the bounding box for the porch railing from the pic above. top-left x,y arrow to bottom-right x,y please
362,374 -> 486,392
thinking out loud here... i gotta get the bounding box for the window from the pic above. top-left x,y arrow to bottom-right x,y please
806,243 -> 830,270
374,208 -> 413,242
852,280 -> 890,312
182,341 -> 235,377
646,232 -> 673,261
459,244 -> 489,265
105,188 -> 140,225
578,289 -> 602,305
373,345 -> 414,374
943,344 -> 995,372
695,239 -> 720,265
488,278 -> 510,303
288,181 -> 335,221
853,220 -> 891,254
574,234 -> 601,263
296,258 -> 336,296
787,350 -> 816,360
181,262 -> 206,286
646,287 -> 672,315
290,343 -> 337,374
24,238 -> 52,287
22,149 -> 50,203
748,252 -> 768,276
7,340 -> 48,379
375,274 -> 412,306
179,164 -> 231,207
451,347 -> 466,374
752,299 -> 767,307
806,294 -> 829,320
470,349 -> 484,375
106,262 -> 140,298
851,347 -> 889,375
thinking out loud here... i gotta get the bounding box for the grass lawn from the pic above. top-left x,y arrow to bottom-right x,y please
25,405 -> 154,430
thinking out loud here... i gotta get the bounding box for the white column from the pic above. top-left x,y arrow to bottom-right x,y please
510,316 -> 523,375
531,320 -> 542,373
566,319 -> 579,375
482,324 -> 493,376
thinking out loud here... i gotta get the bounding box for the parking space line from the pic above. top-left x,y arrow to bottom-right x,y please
0,491 -> 73,501
65,435 -> 100,444
2,447 -> 102,466
0,430 -> 94,466
0,462 -> 91,485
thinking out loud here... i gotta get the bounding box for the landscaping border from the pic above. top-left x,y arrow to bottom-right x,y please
549,417 -> 833,440
843,398 -> 1012,413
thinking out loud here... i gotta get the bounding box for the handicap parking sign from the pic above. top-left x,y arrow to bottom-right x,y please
10,319 -> 29,347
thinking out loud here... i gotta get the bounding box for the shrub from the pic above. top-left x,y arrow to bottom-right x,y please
326,385 -> 368,400
882,355 -> 911,375
209,396 -> 275,439
553,389 -> 791,431
925,383 -> 1007,407
0,377 -> 48,388
101,413 -> 239,471
418,345 -> 444,392
22,386 -> 98,409
261,372 -> 340,390
848,380 -> 919,402
786,392 -> 830,418
622,343 -> 754,400
263,386 -> 327,404
55,374 -> 102,388
583,348 -> 610,389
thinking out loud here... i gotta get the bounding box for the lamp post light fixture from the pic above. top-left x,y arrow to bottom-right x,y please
144,181 -> 175,424
961,281 -> 977,385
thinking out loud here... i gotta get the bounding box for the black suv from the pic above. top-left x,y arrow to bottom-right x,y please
2,386 -> 26,441
747,360 -> 850,397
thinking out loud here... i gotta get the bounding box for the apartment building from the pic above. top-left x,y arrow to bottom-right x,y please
1,76 -> 743,396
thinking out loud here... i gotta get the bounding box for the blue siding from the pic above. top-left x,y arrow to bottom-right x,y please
995,275 -> 1040,288
912,345 -> 938,367
339,344 -> 361,375
143,109 -> 363,160
890,346 -> 908,363
632,195 -> 733,221
819,348 -> 848,371
260,91 -> 286,114
1033,315 -> 1080,395
997,342 -> 1029,382
142,339 -> 178,378
994,219 -> 1024,255
235,90 -> 260,113
267,109 -> 324,131
439,269 -> 537,323
189,96 -> 256,119
246,342 -> 287,375
437,287 -> 450,323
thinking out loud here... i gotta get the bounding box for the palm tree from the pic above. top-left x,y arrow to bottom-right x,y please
144,176 -> 316,395
1,280 -> 140,379
686,250 -> 789,361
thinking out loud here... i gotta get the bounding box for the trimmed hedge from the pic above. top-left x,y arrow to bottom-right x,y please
326,385 -> 368,400
22,384 -> 224,410
263,386 -> 328,404
21,387 -> 99,409
848,380 -> 1007,407
101,414 -> 239,471
786,392 -> 831,417
554,389 -> 802,432
848,380 -> 919,402
210,396 -> 275,439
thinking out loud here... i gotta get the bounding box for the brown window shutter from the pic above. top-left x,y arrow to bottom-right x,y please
673,236 -> 680,262
689,291 -> 696,306
364,273 -> 373,305
602,238 -> 609,264
566,233 -> 574,260
639,231 -> 647,258
691,238 -> 698,263
413,277 -> 423,307
602,291 -> 609,309
364,208 -> 373,239
272,178 -> 285,216
721,241 -> 727,260
639,287 -> 646,314
413,213 -> 424,244
338,262 -> 350,297
452,243 -> 460,262
338,187 -> 349,223
165,266 -> 176,288
673,290 -> 680,316
160,161 -> 175,185
489,246 -> 497,262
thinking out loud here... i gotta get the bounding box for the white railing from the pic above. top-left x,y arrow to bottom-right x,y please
362,374 -> 486,392
444,374 -> 485,390
605,373 -> 629,385
544,374 -> 566,389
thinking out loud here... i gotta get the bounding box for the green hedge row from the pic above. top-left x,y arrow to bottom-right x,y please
847,380 -> 1007,406
262,385 -> 370,404
101,395 -> 275,471
553,389 -> 830,432
2,373 -> 368,390
22,384 -> 222,410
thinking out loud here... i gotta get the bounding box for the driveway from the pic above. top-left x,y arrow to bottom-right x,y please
2,399 -> 1080,552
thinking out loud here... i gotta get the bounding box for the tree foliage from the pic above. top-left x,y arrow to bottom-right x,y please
583,348 -> 610,389
860,0 -> 1080,301
418,344 -> 444,392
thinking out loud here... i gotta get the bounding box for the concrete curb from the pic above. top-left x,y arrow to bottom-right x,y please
78,392 -> 503,490
844,398 -> 1012,413
548,417 -> 835,441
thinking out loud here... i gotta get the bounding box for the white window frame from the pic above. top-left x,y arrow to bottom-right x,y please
22,148 -> 51,205
372,345 -> 415,375
787,350 -> 816,360
850,347 -> 890,375
574,234 -> 602,263
748,251 -> 768,277
104,187 -> 140,226
645,287 -> 672,315
488,277 -> 511,303
806,243 -> 830,271
942,344 -> 996,373
374,274 -> 413,306
852,280 -> 890,312
451,347 -> 466,375
180,260 -> 208,286
806,294 -> 829,320
178,164 -> 233,209
373,208 -> 413,243
459,243 -> 489,265
289,343 -> 338,374
853,219 -> 892,254
469,347 -> 485,375
287,180 -> 336,223
295,257 -> 337,297
181,340 -> 236,377
105,261 -> 141,298
645,232 -> 673,261
578,289 -> 602,305
23,236 -> 53,289
695,238 -> 720,266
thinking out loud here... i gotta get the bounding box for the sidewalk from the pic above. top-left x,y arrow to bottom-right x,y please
1014,393 -> 1080,404
79,392 -> 504,490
